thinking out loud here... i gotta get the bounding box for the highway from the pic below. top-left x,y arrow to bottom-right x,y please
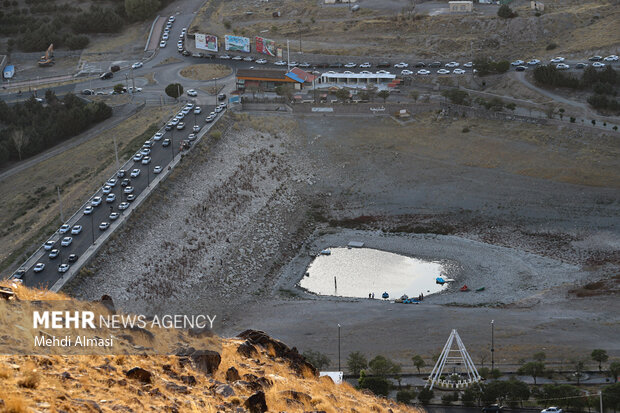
17,103 -> 223,289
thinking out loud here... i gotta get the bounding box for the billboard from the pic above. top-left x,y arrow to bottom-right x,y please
224,35 -> 250,52
195,33 -> 218,52
255,36 -> 276,56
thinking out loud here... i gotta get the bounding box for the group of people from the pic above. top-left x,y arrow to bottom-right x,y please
368,292 -> 424,301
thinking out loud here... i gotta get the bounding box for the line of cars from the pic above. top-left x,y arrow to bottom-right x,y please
510,55 -> 618,71
160,15 -> 178,49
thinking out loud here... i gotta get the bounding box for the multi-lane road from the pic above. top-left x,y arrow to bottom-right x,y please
15,102 -> 223,289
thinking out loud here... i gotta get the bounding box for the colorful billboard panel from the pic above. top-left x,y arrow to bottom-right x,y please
255,36 -> 276,56
195,33 -> 218,52
224,35 -> 250,52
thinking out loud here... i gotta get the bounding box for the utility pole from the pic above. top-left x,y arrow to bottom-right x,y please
125,73 -> 129,93
491,320 -> 495,371
90,212 -> 95,244
299,24 -> 302,53
599,391 -> 603,413
113,135 -> 120,170
57,186 -> 64,223
287,39 -> 290,71
338,324 -> 341,372
131,67 -> 136,93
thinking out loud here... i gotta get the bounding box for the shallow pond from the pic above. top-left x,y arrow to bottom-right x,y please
299,247 -> 448,299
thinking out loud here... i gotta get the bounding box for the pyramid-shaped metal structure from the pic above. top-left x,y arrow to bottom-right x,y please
426,329 -> 481,390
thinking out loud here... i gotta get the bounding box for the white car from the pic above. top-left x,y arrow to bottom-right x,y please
84,206 -> 94,215
92,197 -> 102,206
118,202 -> 130,210
185,102 -> 194,109
604,55 -> 618,62
256,59 -> 267,64
34,263 -> 45,273
140,148 -> 150,156
453,68 -> 466,74
593,62 -> 606,68
71,225 -> 82,235
109,212 -> 120,220
159,40 -> 167,48
153,166 -> 163,174
58,264 -> 70,273
550,57 -> 565,63
401,69 -> 413,75
527,59 -> 541,65
44,240 -> 55,250
359,62 -> 372,68
219,54 -> 231,59
394,62 -> 409,68
59,224 -> 70,234
187,89 -> 198,97
124,186 -> 134,194
344,62 -> 357,68
141,156 -> 151,165
176,122 -> 185,130
106,178 -> 117,187
232,55 -> 243,61
130,169 -> 141,178
168,15 -> 175,22
243,56 -> 253,62
106,193 -> 116,203
132,62 -> 143,69
445,62 -> 459,68
417,69 -> 430,75
153,132 -> 163,141
193,125 -> 200,132
133,153 -> 143,161
511,60 -> 524,66
99,222 -> 110,231
360,70 -> 372,75
274,60 -> 287,66
556,63 -> 570,70
102,185 -> 112,194
61,236 -> 73,247
376,70 -> 390,74
437,69 -> 450,74
463,62 -> 473,68
541,408 -> 562,413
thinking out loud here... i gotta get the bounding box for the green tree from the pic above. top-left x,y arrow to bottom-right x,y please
125,0 -> 160,21
302,350 -> 330,370
518,361 -> 545,384
412,355 -> 425,374
113,83 -> 125,94
609,361 -> 620,383
462,387 -> 478,407
165,83 -> 183,99
418,388 -> 434,405
347,351 -> 368,377
603,383 -> 620,411
368,355 -> 400,378
335,88 -> 350,103
490,368 -> 503,380
533,352 -> 546,362
441,89 -> 469,105
396,389 -> 417,404
574,360 -> 585,385
357,370 -> 390,397
497,4 -> 515,18
377,90 -> 390,103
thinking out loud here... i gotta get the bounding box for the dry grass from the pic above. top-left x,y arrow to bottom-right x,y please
0,104 -> 178,274
179,64 -> 232,81
0,284 -> 418,413
83,22 -> 149,55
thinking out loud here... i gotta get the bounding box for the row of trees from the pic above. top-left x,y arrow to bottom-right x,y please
0,93 -> 112,168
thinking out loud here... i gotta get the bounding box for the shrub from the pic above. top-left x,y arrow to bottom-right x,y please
358,372 -> 390,397
223,20 -> 231,29
546,42 -> 558,50
210,130 -> 222,140
397,389 -> 418,404
497,5 -> 516,18
462,127 -> 470,133
441,88 -> 469,105
418,388 -> 434,405
165,83 -> 183,99
570,117 -> 576,123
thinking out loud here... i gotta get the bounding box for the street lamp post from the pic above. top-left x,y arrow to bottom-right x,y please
90,211 -> 95,245
338,323 -> 341,372
491,320 -> 495,371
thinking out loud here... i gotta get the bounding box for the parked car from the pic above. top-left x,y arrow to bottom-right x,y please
445,61 -> 460,68
550,56 -> 565,63
220,54 -> 232,59
394,62 -> 409,68
133,153 -> 143,162
126,194 -> 136,202
417,69 -> 431,75
274,60 -> 286,66
592,62 -> 606,68
376,62 -> 391,68
359,62 -> 372,68
429,61 -> 442,68
121,178 -> 131,187
153,132 -> 163,141
132,62 -> 143,69
106,178 -> 118,187
117,170 -> 126,178
604,55 -> 619,62
576,62 -> 589,69
82,89 -> 95,95
515,66 -> 527,72
437,68 -> 450,74
344,62 -> 357,68
482,405 -> 503,413
511,60 -> 524,66
194,107 -> 202,114
256,59 -> 267,64
589,56 -> 603,62
556,63 -> 570,70
159,40 -> 167,48
193,125 -> 200,132
401,69 -> 413,75
102,185 -> 112,194
527,59 -> 541,65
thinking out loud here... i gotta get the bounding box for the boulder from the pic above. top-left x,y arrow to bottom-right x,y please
278,390 -> 311,403
166,382 -> 190,394
190,350 -> 221,375
125,367 -> 152,384
225,366 -> 241,382
100,295 -> 115,313
215,384 -> 235,397
237,330 -> 317,376
244,391 -> 268,413
236,341 -> 258,358
181,375 -> 197,386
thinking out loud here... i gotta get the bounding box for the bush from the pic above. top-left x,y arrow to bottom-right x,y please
165,83 -> 183,99
570,117 -> 576,123
418,388 -> 434,405
462,127 -> 470,133
497,5 -> 516,18
396,389 -> 418,404
125,0 -> 160,21
546,42 -> 558,50
65,34 -> 89,50
223,20 -> 231,29
302,350 -> 331,370
587,94 -> 620,113
441,89 -> 469,105
358,372 -> 390,397
210,130 -> 222,140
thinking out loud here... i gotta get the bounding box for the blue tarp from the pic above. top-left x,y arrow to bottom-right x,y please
284,71 -> 305,83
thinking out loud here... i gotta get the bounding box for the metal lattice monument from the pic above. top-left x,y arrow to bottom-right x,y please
426,329 -> 482,390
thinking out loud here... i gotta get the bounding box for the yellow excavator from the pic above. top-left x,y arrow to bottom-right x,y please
38,44 -> 55,67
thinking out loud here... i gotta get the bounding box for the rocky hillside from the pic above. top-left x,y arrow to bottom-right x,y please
0,284 -> 417,413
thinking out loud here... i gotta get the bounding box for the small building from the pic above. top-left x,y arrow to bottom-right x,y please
236,69 -> 297,92
324,0 -> 356,3
449,1 -> 473,12
531,1 -> 544,11
317,71 -> 396,88
285,67 -> 317,90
